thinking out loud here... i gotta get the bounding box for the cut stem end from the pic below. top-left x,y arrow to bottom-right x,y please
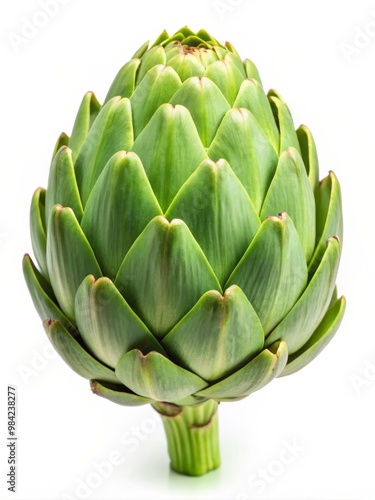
152,399 -> 220,476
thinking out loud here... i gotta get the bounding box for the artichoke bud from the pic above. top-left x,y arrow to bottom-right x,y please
24,26 -> 345,477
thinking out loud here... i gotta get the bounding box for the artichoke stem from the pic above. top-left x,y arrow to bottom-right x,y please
152,399 -> 220,476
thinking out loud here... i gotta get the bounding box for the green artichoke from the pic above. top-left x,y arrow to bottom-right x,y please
23,26 -> 345,476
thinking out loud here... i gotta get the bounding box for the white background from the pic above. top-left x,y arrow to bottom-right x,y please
1,0 -> 374,499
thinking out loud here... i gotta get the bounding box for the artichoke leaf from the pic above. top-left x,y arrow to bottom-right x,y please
131,40 -> 149,59
74,97 -> 134,206
52,132 -> 69,159
69,91 -> 101,161
203,59 -> 245,106
224,41 -> 242,60
75,275 -> 165,369
170,76 -> 230,147
296,124 -> 319,193
151,29 -> 170,46
198,48 -> 219,68
226,213 -> 308,334
23,254 -> 76,333
212,46 -> 228,59
234,78 -> 279,152
208,107 -> 278,212
167,53 -> 205,82
136,45 -> 167,85
265,237 -> 341,354
45,147 -> 83,223
130,64 -> 181,138
115,349 -> 208,402
162,285 -> 264,382
30,187 -> 48,278
268,90 -> 300,154
329,286 -> 338,308
104,59 -> 141,104
196,28 -> 216,43
165,158 -> 260,285
224,52 -> 247,78
260,147 -> 316,262
47,205 -> 102,321
280,296 -> 346,377
164,41 -> 184,60
44,320 -> 119,384
115,216 -> 221,339
132,103 -> 208,211
243,59 -> 262,84
195,341 -> 288,399
81,151 -> 162,278
91,380 -> 151,406
308,171 -> 343,275
176,26 -> 196,38
182,35 -> 208,47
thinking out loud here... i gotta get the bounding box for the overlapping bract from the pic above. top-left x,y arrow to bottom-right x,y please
23,27 -> 345,407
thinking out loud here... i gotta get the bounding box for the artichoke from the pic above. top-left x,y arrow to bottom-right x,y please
23,26 -> 345,477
